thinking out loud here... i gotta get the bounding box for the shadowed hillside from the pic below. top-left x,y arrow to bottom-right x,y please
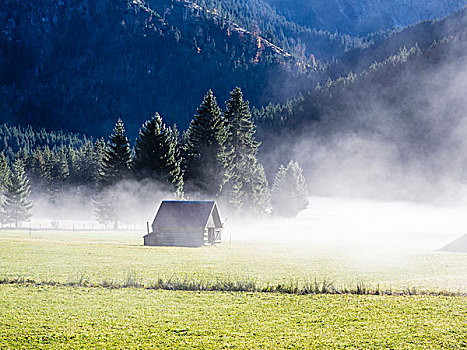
265,0 -> 466,36
255,10 -> 467,200
0,0 -> 322,137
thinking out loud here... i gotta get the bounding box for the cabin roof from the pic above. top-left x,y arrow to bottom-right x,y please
151,200 -> 222,231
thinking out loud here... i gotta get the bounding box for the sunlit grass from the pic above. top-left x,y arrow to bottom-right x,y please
0,285 -> 465,349
0,230 -> 466,348
0,229 -> 465,292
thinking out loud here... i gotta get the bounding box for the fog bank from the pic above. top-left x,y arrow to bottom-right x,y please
228,196 -> 467,252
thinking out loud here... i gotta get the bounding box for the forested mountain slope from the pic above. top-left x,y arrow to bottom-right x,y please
190,0 -> 373,60
255,26 -> 467,198
264,0 -> 466,36
0,0 -> 322,137
1,0 -> 465,139
330,7 -> 467,78
256,7 -> 467,136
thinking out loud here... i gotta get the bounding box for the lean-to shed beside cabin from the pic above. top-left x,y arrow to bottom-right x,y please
143,201 -> 223,247
440,234 -> 467,253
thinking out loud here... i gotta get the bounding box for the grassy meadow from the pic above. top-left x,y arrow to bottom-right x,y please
0,229 -> 466,291
0,229 -> 466,348
1,285 -> 466,349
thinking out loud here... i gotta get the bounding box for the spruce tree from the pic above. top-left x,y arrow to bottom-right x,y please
99,119 -> 132,188
223,87 -> 270,213
66,146 -> 79,185
0,152 -> 10,192
92,139 -> 106,185
75,141 -> 95,188
46,149 -> 70,203
271,161 -> 309,218
133,113 -> 183,196
27,149 -> 47,193
184,90 -> 227,197
0,152 -> 10,224
94,119 -> 132,228
2,159 -> 33,227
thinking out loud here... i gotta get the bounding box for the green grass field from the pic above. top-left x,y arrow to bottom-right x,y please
0,230 -> 466,349
1,229 -> 466,291
1,285 -> 466,349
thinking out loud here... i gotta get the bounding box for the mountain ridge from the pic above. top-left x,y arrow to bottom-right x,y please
1,0 -> 465,138
265,0 -> 467,36
0,0 -> 320,137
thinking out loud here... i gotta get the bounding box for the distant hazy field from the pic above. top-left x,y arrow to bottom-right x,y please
0,229 -> 466,291
0,229 -> 466,349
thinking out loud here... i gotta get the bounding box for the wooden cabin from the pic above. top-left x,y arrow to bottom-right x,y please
143,200 -> 223,247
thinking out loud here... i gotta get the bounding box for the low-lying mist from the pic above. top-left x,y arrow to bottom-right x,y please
235,33 -> 467,258
279,33 -> 467,204
228,196 -> 466,251
29,189 -> 466,254
22,31 -> 467,270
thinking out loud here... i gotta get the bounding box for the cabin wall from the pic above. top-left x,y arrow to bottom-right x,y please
145,229 -> 205,247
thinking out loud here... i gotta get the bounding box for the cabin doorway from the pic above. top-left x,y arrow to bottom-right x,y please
208,228 -> 215,245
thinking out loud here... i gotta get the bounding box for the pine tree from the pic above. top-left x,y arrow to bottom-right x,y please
0,152 -> 11,224
92,139 -> 106,185
0,152 -> 10,192
46,149 -> 70,203
94,119 -> 132,228
183,90 -> 227,197
271,160 -> 309,218
74,141 -> 95,188
99,119 -> 132,188
66,146 -> 79,185
26,149 -> 47,193
133,113 -> 183,196
223,87 -> 270,213
2,159 -> 33,227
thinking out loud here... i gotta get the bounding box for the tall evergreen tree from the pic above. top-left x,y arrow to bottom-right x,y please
26,149 -> 47,193
0,152 -> 10,192
46,149 -> 70,202
99,119 -> 132,188
133,113 -> 183,196
183,90 -> 227,197
94,119 -> 132,228
74,141 -> 94,189
92,139 -> 106,184
66,146 -> 80,185
2,159 -> 33,227
0,152 -> 11,224
223,87 -> 270,213
271,160 -> 309,217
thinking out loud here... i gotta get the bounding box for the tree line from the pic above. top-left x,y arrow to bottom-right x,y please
0,88 -> 309,228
